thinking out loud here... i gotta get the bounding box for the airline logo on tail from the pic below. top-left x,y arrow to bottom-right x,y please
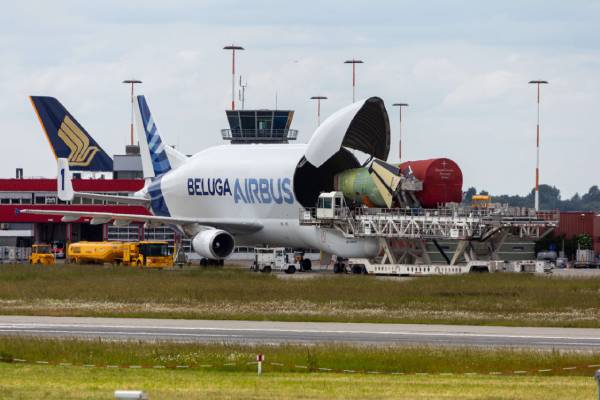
58,115 -> 100,166
30,96 -> 113,171
136,96 -> 171,176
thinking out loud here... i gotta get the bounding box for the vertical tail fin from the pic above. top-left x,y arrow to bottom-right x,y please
30,96 -> 113,171
134,95 -> 172,178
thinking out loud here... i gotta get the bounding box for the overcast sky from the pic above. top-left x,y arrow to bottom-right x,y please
1,1 -> 598,197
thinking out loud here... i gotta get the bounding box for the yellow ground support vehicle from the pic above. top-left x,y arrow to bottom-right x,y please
122,241 -> 173,269
68,241 -> 124,264
30,244 -> 56,265
471,195 -> 492,209
67,240 -> 173,268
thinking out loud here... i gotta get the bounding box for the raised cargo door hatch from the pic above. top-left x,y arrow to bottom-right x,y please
304,97 -> 390,168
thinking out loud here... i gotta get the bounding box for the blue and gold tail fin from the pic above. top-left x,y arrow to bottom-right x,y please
29,96 -> 113,171
134,95 -> 174,178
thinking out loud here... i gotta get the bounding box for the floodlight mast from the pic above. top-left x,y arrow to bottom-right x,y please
392,103 -> 409,162
528,80 -> 548,211
344,59 -> 364,103
122,79 -> 142,146
310,96 -> 328,126
223,45 -> 244,110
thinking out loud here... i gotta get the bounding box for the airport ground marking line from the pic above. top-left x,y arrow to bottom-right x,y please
1,355 -> 599,377
3,323 -> 600,341
0,328 -> 240,339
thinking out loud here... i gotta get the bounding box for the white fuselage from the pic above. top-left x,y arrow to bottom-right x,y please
155,144 -> 379,258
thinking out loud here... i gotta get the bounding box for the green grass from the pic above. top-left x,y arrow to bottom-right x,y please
1,264 -> 600,326
0,365 -> 595,400
0,336 -> 599,376
0,337 -> 597,399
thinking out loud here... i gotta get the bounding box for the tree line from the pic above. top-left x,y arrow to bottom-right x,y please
463,184 -> 600,211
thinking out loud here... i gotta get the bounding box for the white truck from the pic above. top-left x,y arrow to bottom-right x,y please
251,247 -> 312,274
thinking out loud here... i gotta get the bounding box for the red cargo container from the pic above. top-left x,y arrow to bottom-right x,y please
399,158 -> 463,208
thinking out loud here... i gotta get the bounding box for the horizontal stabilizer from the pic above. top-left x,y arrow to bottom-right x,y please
368,159 -> 402,208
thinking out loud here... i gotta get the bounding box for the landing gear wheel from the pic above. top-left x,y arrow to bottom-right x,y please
333,263 -> 342,274
286,265 -> 296,274
262,266 -> 272,273
300,258 -> 312,271
351,265 -> 363,274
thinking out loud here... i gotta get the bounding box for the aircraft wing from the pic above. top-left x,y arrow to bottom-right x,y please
17,209 -> 262,234
73,192 -> 151,206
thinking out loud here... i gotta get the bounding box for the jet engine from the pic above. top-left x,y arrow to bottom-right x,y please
191,229 -> 235,260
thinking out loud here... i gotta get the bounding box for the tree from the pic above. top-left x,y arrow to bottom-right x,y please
463,187 -> 477,203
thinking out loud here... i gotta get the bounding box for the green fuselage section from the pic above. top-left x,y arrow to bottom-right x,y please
335,167 -> 386,207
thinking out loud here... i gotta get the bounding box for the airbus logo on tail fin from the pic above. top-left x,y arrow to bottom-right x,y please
57,116 -> 99,167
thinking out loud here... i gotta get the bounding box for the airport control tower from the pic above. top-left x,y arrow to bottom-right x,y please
221,109 -> 298,144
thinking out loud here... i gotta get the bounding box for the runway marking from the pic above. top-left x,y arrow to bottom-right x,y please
0,328 -> 241,339
538,369 -> 552,372
1,323 -> 599,342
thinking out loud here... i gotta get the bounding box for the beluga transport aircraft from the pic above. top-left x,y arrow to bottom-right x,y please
20,95 -> 397,262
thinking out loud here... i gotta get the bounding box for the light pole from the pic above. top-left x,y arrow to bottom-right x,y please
344,59 -> 363,103
223,45 -> 244,110
528,80 -> 548,211
122,79 -> 142,146
392,103 -> 409,162
310,96 -> 327,126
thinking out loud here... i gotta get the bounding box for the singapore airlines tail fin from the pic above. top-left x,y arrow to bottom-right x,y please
134,95 -> 186,178
30,96 -> 113,171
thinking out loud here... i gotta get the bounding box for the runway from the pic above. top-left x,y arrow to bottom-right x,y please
1,316 -> 599,349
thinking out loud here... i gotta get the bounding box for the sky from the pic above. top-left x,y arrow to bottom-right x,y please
0,0 -> 598,198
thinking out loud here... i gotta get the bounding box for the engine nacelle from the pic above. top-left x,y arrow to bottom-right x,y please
191,229 -> 235,260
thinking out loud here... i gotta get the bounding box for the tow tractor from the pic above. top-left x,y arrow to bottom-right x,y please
251,247 -> 312,274
30,244 -> 56,265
